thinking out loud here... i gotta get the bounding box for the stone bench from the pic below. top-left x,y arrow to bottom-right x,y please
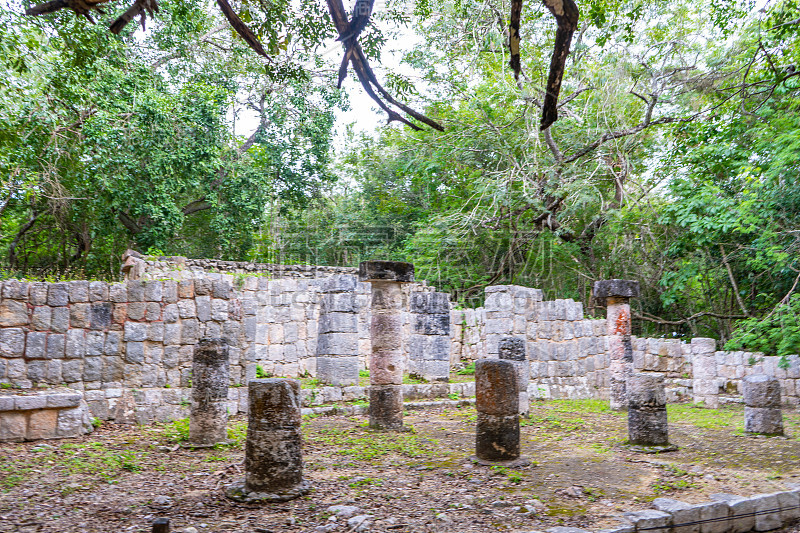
0,388 -> 93,442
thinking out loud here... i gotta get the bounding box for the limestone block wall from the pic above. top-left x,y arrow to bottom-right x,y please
126,253 -> 358,281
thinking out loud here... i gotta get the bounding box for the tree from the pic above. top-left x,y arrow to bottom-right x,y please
1,3 -> 343,277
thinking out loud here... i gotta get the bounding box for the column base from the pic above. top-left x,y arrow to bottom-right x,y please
470,456 -> 531,468
225,479 -> 311,503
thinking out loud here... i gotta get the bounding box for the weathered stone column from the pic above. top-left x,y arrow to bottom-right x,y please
691,338 -> 719,408
408,291 -> 451,382
627,372 -> 675,451
498,337 -> 530,416
474,359 -> 528,465
316,274 -> 360,387
188,338 -> 230,447
743,374 -> 783,436
594,279 -> 640,411
226,379 -> 310,502
359,260 -> 414,431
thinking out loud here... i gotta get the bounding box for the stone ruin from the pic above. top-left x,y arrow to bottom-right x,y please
5,256 -> 800,531
2,257 -> 800,443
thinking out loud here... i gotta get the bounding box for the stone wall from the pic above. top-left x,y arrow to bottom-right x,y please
450,284 -> 800,406
4,270 -> 800,434
124,252 -> 358,281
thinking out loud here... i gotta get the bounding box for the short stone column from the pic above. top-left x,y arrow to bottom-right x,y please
743,374 -> 783,436
474,359 -> 528,465
594,279 -> 640,411
499,337 -> 530,416
627,372 -> 676,451
316,274 -> 360,386
691,338 -> 719,408
226,379 -> 310,502
359,260 -> 414,431
408,291 -> 451,382
188,338 -> 230,447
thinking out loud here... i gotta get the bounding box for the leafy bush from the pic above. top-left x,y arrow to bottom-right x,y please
724,294 -> 800,369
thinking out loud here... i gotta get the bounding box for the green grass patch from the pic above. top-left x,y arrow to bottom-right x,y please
667,403 -> 743,430
305,424 -> 438,461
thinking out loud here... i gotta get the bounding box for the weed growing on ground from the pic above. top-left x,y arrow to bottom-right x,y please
305,424 -> 437,461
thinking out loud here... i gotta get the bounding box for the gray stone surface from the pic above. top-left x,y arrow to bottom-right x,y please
190,338 -> 230,446
475,359 -> 520,462
745,406 -> 784,435
594,279 -> 641,300
743,374 -> 782,408
627,373 -> 670,447
227,379 -> 309,502
358,260 -> 414,282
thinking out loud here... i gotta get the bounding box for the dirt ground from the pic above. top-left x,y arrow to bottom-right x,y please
2,400 -> 800,533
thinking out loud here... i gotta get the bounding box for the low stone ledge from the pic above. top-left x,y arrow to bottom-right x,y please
0,388 -> 93,442
299,381 -> 477,408
300,398 -> 475,418
616,486 -> 800,533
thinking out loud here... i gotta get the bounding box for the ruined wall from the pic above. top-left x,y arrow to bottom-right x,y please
450,285 -> 800,406
4,263 -> 800,430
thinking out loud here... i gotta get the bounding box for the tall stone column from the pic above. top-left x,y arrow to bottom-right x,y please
594,279 -> 640,410
626,372 -> 675,451
316,274 -> 360,386
188,338 -> 230,447
498,337 -> 530,416
359,260 -> 414,431
474,359 -> 528,465
691,338 -> 719,408
408,291 -> 451,382
743,374 -> 783,436
226,379 -> 310,502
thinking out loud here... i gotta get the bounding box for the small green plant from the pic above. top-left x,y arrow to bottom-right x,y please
163,418 -> 190,442
1,382 -> 17,389
403,373 -> 427,385
91,417 -> 102,429
256,365 -> 271,379
359,369 -> 370,378
456,362 -> 475,375
448,392 -> 459,400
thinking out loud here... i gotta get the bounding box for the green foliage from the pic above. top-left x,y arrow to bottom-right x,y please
255,365 -> 271,379
456,362 -> 475,375
725,295 -> 800,365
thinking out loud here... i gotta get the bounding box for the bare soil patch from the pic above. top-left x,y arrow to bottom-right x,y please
1,400 -> 799,533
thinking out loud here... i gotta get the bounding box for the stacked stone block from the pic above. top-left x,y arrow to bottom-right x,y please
691,337 -> 720,408
315,275 -> 360,386
627,372 -> 672,449
189,338 -> 230,447
475,359 -> 522,463
408,291 -> 451,382
0,388 -> 93,442
594,279 -> 640,410
247,277 -> 317,380
743,374 -> 783,435
226,379 -> 310,502
483,285 -> 542,358
359,260 -> 414,431
498,337 -> 530,415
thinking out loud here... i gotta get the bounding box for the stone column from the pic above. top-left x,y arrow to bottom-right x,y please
474,359 -> 528,465
499,337 -> 530,416
316,274 -> 360,386
594,279 -> 640,410
359,260 -> 414,431
188,338 -> 230,447
743,374 -> 783,436
408,291 -> 451,382
226,379 -> 310,502
627,372 -> 675,451
691,338 -> 719,408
